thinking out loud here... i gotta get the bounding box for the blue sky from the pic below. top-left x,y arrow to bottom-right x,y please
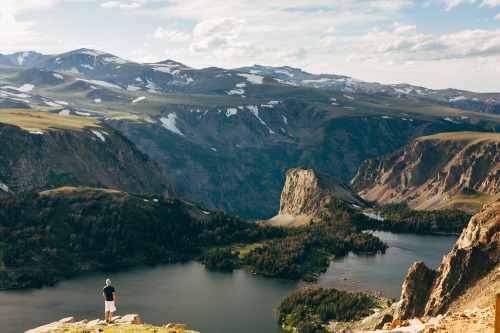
1,0 -> 500,92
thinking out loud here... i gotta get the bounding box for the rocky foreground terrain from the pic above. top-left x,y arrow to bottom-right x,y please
25,314 -> 196,333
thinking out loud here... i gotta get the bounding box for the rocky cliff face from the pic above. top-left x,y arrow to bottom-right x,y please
264,167 -> 364,226
394,199 -> 500,319
0,122 -> 178,196
351,132 -> 500,211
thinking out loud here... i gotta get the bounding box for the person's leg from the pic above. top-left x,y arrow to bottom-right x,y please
109,311 -> 113,322
105,310 -> 109,322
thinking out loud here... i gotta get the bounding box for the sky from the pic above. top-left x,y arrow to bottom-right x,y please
1,0 -> 500,92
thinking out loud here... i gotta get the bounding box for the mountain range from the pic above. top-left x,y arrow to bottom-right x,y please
1,48 -> 499,218
1,49 -> 499,114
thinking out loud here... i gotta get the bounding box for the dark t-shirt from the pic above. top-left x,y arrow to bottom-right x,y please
103,285 -> 115,301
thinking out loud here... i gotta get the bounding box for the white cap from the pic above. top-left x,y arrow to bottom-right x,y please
106,279 -> 111,284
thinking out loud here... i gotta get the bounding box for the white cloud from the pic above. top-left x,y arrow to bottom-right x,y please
152,27 -> 191,42
433,0 -> 500,9
0,9 -> 42,52
2,0 -> 60,12
189,17 -> 260,58
394,23 -> 416,35
100,1 -> 141,10
480,0 -> 500,6
495,12 -> 500,19
101,1 -> 120,8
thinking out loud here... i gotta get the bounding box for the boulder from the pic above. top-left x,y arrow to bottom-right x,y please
374,313 -> 393,330
25,317 -> 74,333
389,318 -> 400,330
164,323 -> 187,330
114,314 -> 141,325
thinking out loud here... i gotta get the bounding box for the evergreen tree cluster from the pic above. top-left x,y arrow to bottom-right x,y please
278,287 -> 373,333
357,202 -> 471,233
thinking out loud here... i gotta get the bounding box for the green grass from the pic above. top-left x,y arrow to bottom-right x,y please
227,242 -> 267,260
442,189 -> 500,212
45,323 -> 198,333
0,108 -> 102,132
40,186 -> 128,196
418,131 -> 500,143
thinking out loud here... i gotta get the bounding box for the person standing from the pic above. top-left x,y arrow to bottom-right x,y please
102,279 -> 116,323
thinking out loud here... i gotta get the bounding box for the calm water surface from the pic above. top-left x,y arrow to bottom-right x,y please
0,262 -> 301,333
319,231 -> 459,299
0,231 -> 458,333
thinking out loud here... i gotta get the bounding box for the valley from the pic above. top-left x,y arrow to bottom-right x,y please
1,50 -> 499,218
0,47 -> 499,333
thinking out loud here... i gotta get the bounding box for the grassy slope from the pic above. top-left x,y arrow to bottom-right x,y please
1,66 -> 500,126
442,189 -> 500,212
417,131 -> 500,143
0,108 -> 102,132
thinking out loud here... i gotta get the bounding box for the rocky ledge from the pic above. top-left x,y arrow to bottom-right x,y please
25,314 -> 196,333
362,306 -> 495,333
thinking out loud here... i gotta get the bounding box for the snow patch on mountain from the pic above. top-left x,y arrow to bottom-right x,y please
53,73 -> 64,79
103,56 -> 127,64
94,99 -> 102,103
75,111 -> 91,116
59,109 -> 71,115
0,181 -> 10,192
237,73 -> 264,84
227,82 -> 246,95
44,101 -> 60,107
394,87 -> 413,94
449,96 -> 467,102
160,113 -> 184,136
81,50 -> 106,57
91,130 -> 106,142
17,51 -> 30,65
127,85 -> 141,91
303,78 -> 331,84
29,131 -> 44,135
131,96 -> 146,103
2,84 -> 35,92
76,79 -> 122,90
66,68 -> 81,74
226,108 -> 238,117
145,79 -> 159,93
247,105 -> 275,134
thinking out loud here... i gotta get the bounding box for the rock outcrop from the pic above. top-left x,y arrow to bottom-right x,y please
25,314 -> 196,333
351,132 -> 500,212
394,199 -> 500,319
263,167 -> 365,227
0,112 -> 178,197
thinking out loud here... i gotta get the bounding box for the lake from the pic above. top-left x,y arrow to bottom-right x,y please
0,231 -> 458,333
319,231 -> 459,299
